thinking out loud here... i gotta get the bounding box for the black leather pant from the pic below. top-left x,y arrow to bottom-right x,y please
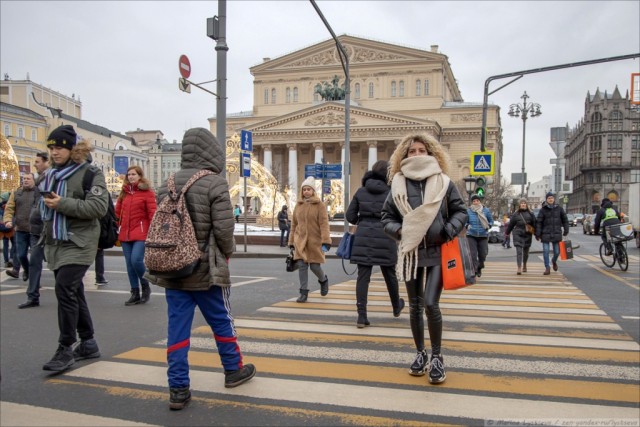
405,265 -> 443,354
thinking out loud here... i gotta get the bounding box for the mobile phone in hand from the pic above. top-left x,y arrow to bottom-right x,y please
41,191 -> 54,198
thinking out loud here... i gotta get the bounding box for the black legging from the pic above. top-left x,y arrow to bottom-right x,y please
405,265 -> 443,354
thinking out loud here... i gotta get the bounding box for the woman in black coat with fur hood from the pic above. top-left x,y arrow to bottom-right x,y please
346,160 -> 405,329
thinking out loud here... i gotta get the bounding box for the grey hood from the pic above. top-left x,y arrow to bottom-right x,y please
180,128 -> 224,174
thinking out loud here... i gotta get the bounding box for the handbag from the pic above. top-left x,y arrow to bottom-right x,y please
520,213 -> 535,235
441,236 -> 476,290
285,248 -> 297,272
336,231 -> 355,260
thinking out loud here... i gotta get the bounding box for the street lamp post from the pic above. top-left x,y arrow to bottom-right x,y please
463,176 -> 477,206
508,91 -> 541,198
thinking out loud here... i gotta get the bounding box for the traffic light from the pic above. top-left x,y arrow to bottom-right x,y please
475,176 -> 486,198
485,176 -> 494,195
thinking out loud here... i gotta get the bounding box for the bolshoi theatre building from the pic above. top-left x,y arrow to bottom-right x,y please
209,35 -> 503,206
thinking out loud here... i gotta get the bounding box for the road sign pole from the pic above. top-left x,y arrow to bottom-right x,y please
244,175 -> 247,253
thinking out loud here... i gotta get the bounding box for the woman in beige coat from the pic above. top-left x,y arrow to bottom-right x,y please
288,177 -> 331,302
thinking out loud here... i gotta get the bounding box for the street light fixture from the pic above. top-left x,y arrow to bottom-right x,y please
508,91 -> 541,198
463,176 -> 477,205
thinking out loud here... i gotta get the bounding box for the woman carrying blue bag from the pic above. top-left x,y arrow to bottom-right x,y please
346,160 -> 404,328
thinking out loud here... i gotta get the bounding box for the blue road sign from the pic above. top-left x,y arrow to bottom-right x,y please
470,151 -> 494,176
241,152 -> 251,178
240,130 -> 253,152
304,163 -> 343,179
323,179 -> 331,194
304,164 -> 316,178
323,163 -> 342,179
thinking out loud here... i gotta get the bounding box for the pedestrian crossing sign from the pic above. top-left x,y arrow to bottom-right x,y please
470,151 -> 494,176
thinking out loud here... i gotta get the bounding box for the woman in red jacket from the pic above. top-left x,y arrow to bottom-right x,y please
116,166 -> 157,306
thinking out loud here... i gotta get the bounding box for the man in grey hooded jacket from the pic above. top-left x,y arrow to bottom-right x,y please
148,127 -> 256,410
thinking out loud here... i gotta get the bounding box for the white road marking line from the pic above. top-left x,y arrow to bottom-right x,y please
0,401 -> 157,426
325,290 -> 593,304
233,319 -> 639,351
173,337 -> 640,381
66,361 -> 640,421
258,307 -> 622,330
300,297 -> 607,315
621,316 -> 640,320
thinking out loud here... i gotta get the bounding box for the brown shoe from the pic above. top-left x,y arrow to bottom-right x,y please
552,261 -> 558,271
522,264 -> 527,273
543,267 -> 551,275
517,267 -> 522,275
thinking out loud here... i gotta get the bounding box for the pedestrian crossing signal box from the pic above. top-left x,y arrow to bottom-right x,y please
475,177 -> 486,198
470,151 -> 494,176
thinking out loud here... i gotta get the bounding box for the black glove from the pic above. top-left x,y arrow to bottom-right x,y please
563,232 -> 569,237
289,245 -> 295,250
444,223 -> 455,241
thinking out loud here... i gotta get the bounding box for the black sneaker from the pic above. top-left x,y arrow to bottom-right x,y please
73,339 -> 101,360
428,353 -> 446,384
43,345 -> 75,372
409,349 -> 428,376
169,386 -> 191,410
224,363 -> 256,388
95,280 -> 109,286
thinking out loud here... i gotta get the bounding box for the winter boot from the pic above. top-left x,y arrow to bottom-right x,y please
125,288 -> 141,306
140,281 -> 151,304
296,289 -> 309,303
169,386 -> 191,410
356,303 -> 370,328
393,298 -> 406,318
522,263 -> 527,273
224,363 -> 256,388
543,267 -> 551,275
319,275 -> 329,296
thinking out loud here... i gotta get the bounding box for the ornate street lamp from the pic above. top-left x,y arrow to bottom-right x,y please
508,91 -> 542,197
463,176 -> 477,205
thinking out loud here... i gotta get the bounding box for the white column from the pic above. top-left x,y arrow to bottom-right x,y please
314,142 -> 323,164
340,142 -> 345,172
367,141 -> 378,170
263,144 -> 273,174
287,143 -> 298,192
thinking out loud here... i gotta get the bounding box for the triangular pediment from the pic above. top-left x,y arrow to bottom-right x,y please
245,102 -> 434,133
251,34 -> 445,73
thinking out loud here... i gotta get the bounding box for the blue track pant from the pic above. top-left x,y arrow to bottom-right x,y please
165,286 -> 244,388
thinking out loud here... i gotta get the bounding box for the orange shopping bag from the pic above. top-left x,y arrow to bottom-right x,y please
559,240 -> 573,260
441,236 -> 476,290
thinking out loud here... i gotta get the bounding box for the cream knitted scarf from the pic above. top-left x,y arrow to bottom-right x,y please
391,155 -> 450,281
470,203 -> 490,230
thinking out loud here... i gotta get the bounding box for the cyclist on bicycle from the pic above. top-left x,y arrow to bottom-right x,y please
593,198 -> 621,256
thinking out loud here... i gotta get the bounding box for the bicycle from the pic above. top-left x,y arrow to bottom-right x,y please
599,223 -> 634,271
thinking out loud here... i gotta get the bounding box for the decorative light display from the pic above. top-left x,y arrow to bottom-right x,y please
225,133 -> 345,224
0,133 -> 20,194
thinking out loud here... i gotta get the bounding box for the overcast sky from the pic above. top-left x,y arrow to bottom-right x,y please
1,1 -> 639,186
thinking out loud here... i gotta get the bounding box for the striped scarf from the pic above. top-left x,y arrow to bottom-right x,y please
40,162 -> 85,241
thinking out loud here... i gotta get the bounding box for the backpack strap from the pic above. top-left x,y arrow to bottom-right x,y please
81,166 -> 99,200
178,170 -> 215,197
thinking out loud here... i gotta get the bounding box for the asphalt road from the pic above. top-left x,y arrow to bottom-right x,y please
1,227 -> 638,426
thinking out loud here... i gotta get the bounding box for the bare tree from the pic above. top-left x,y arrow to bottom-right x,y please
453,176 -> 515,216
483,176 -> 516,216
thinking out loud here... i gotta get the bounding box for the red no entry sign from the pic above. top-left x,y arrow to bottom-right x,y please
179,55 -> 191,79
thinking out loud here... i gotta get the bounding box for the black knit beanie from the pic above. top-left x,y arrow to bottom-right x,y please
47,125 -> 77,149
